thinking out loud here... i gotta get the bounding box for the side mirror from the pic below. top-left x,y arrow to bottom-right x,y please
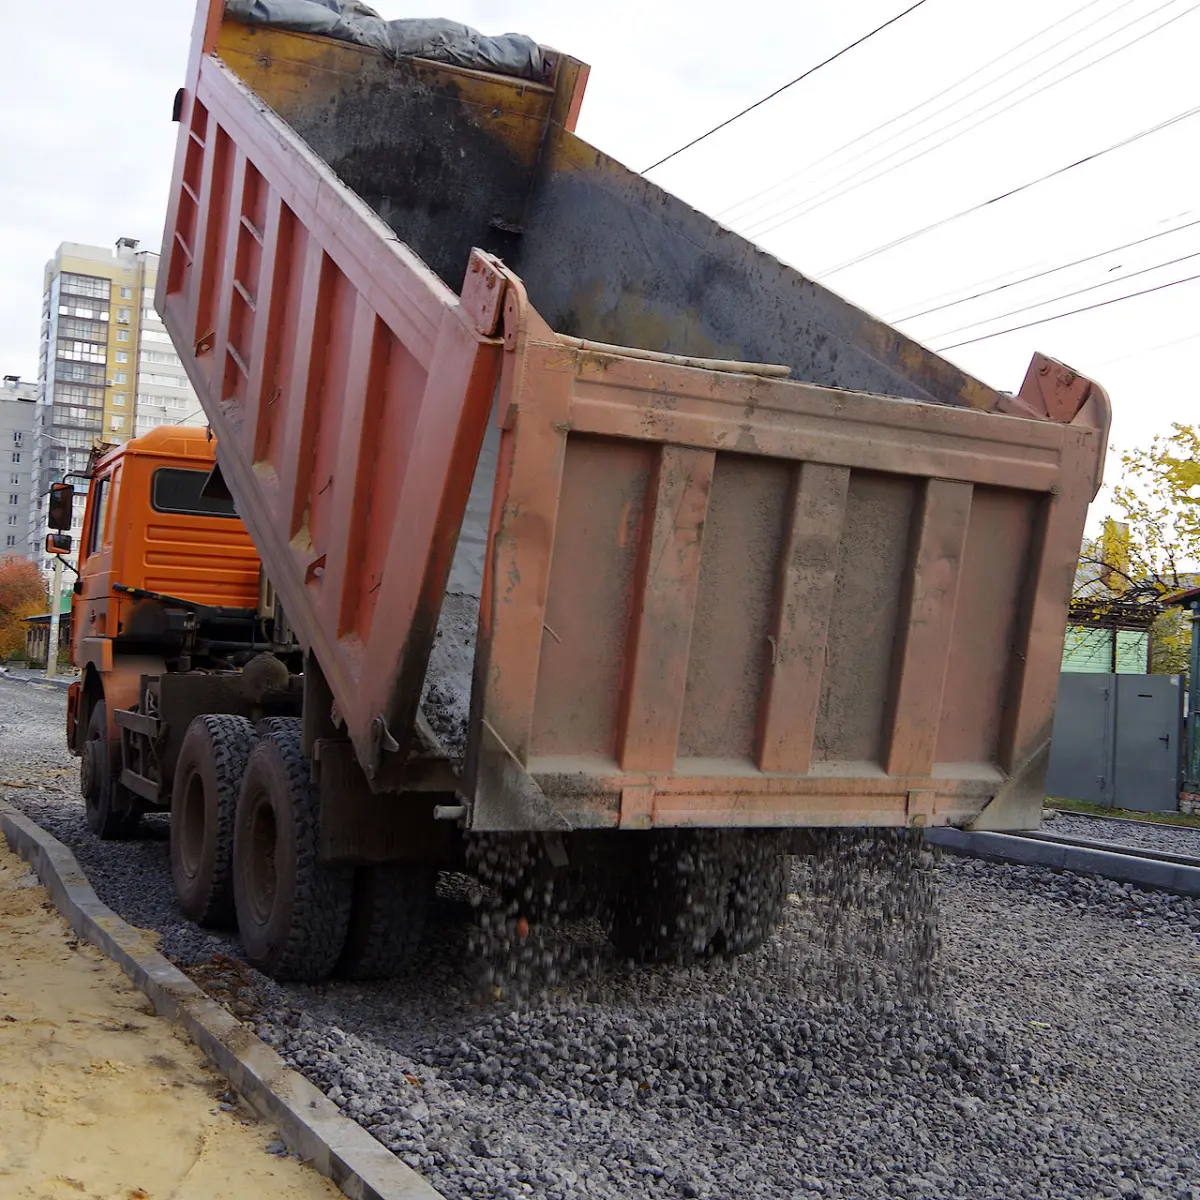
46,532 -> 72,555
48,482 -> 74,531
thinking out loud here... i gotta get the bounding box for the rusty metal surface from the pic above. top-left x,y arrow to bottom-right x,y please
169,2 -> 1111,831
159,43 -> 505,783
466,282 -> 1110,832
215,16 -> 998,412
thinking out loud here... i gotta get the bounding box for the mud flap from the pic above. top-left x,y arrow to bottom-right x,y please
467,721 -> 572,832
968,740 -> 1049,831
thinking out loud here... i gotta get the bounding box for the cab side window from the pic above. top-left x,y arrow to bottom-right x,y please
84,476 -> 109,559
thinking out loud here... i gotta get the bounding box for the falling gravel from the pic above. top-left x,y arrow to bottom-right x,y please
2,676 -> 1199,1200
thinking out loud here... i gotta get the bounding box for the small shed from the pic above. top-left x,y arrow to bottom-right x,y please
1060,596 -> 1159,674
23,598 -> 73,669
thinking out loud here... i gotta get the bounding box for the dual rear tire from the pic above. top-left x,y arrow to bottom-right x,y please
169,717 -> 428,982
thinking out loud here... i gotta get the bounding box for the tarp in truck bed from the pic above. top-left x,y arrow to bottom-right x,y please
223,0 -> 545,79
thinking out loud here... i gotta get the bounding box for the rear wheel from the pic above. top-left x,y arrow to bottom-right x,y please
232,726 -> 353,982
170,714 -> 257,928
336,863 -> 433,980
81,701 -> 141,840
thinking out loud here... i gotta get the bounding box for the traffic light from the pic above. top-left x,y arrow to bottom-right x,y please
45,532 -> 72,555
48,482 -> 74,531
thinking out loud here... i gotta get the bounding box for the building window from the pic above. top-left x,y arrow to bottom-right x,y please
6,515 -> 15,526
113,393 -> 126,406
115,351 -> 128,364
117,329 -> 130,342
4,535 -> 14,547
55,360 -> 105,385
110,415 -> 124,431
117,307 -> 131,323
11,453 -> 19,463
9,474 -> 17,485
58,339 -> 107,365
55,383 -> 104,407
8,494 -> 17,505
119,286 -> 133,299
58,315 -> 107,343
114,372 -> 127,385
59,303 -> 109,322
60,272 -> 110,300
11,431 -> 21,445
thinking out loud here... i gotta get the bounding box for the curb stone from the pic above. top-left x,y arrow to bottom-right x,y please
0,799 -> 442,1200
0,671 -> 72,691
927,826 -> 1200,897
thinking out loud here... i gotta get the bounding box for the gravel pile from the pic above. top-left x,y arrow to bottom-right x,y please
3,677 -> 1199,1200
1049,810 -> 1200,858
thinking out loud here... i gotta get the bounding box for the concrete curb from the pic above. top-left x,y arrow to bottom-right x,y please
927,827 -> 1200,897
0,671 -> 73,690
0,800 -> 441,1200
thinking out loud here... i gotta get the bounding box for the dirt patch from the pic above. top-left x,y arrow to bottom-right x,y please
0,841 -> 340,1200
185,953 -> 269,1024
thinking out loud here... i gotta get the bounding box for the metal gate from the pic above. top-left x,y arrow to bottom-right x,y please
1045,673 -> 1183,812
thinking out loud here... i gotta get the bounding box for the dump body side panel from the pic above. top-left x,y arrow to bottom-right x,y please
158,49 -> 506,782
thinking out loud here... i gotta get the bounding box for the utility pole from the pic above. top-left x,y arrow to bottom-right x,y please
45,553 -> 63,679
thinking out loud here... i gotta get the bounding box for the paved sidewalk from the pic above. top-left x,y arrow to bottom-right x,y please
0,840 -> 340,1200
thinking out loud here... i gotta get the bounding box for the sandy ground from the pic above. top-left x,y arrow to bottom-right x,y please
0,841 -> 341,1200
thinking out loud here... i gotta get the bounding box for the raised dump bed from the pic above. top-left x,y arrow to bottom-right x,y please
160,0 -> 1109,849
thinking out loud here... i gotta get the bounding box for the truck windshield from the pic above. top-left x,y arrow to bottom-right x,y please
151,467 -> 238,518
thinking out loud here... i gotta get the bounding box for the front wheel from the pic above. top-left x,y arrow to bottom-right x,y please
232,726 -> 353,982
81,701 -> 141,840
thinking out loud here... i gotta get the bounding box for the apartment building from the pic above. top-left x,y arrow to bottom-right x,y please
0,375 -> 37,559
29,239 -> 201,571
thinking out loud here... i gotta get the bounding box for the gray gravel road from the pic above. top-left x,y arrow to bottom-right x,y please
1048,810 -> 1200,858
3,676 -> 1199,1200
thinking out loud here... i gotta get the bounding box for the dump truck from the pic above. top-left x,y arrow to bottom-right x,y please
62,0 -> 1110,981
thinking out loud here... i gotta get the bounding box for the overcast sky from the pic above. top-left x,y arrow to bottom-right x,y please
2,0 -> 1196,528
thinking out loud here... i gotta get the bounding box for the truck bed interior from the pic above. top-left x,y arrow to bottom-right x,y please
212,18 -> 1016,764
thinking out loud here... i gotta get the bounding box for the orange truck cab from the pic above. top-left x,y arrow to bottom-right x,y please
64,426 -> 300,838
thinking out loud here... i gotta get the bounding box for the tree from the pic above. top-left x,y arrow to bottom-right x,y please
1081,424 -> 1200,600
0,555 -> 48,661
1076,424 -> 1199,678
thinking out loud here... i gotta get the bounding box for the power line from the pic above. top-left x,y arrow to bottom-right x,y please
926,248 -> 1200,341
745,0 -> 1198,240
934,272 -> 1200,351
815,103 -> 1200,278
717,0 -> 1116,222
1090,330 -> 1200,367
883,207 -> 1196,317
894,217 -> 1200,322
642,0 -> 932,174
